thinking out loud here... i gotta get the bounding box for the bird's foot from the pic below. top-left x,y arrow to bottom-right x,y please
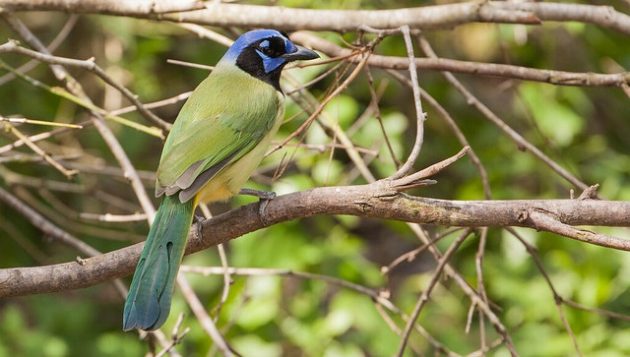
239,188 -> 276,226
193,212 -> 206,224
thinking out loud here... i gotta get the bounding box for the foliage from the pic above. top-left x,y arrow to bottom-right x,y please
1,0 -> 629,356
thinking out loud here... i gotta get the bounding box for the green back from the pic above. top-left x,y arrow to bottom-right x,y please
156,64 -> 280,201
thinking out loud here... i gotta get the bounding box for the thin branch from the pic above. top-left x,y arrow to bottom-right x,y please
2,122 -> 78,178
0,39 -> 171,131
2,1 -> 629,35
176,274 -> 237,357
0,14 -> 78,85
292,32 -> 629,88
396,229 -> 471,356
0,186 -> 99,256
391,26 -> 425,179
416,35 -> 592,191
1,14 -> 157,221
270,50 -> 371,155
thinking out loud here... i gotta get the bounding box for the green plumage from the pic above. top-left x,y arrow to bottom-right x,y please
123,195 -> 195,330
122,29 -> 318,331
123,58 -> 280,332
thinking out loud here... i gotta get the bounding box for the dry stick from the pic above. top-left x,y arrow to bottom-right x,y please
385,69 -> 498,350
182,265 -> 455,356
392,26 -> 425,179
386,69 -> 492,198
2,122 -> 78,178
0,16 -> 179,353
365,67 -> 400,168
392,146 -> 468,189
525,210 -> 625,252
507,228 -> 582,356
0,14 -> 78,86
270,50 -> 371,154
396,229 -> 472,356
79,212 -> 148,223
291,32 -> 630,88
416,35 -> 591,191
154,314 -> 190,357
1,14 -> 157,221
0,186 -> 129,299
0,116 -> 82,128
178,23 -> 233,47
0,40 -> 171,132
176,275 -> 238,357
474,228 -> 489,350
3,1 -> 630,35
198,203 -> 232,319
0,90 -> 189,156
382,227 -> 463,274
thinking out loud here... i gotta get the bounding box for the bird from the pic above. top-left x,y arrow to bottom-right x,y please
122,29 -> 319,331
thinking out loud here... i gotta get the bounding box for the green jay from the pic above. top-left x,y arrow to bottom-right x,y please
123,29 -> 319,331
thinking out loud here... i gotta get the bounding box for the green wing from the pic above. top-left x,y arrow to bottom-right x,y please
155,69 -> 279,202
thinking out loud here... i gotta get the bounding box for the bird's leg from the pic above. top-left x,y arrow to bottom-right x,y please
239,188 -> 276,226
193,207 -> 206,224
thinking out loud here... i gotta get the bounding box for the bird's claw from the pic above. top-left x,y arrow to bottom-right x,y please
239,188 -> 276,226
239,188 -> 276,200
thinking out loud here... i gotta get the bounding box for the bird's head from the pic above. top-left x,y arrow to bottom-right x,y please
221,29 -> 319,91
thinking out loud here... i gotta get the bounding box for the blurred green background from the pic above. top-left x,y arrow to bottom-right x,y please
1,0 -> 629,356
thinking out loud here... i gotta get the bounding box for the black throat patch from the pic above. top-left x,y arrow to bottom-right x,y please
235,47 -> 284,91
235,37 -> 288,92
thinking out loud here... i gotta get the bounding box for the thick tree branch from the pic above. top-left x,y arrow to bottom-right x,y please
2,179 -> 629,298
1,1 -> 628,35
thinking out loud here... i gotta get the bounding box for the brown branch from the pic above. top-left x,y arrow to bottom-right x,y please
1,13 -> 157,221
292,32 -> 629,88
391,25 -> 426,179
0,39 -> 171,132
415,35 -> 592,191
176,275 -> 237,357
1,1 -> 629,35
397,229 -> 472,356
2,177 -> 630,298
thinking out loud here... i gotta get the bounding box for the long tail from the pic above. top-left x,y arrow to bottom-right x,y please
123,195 -> 196,331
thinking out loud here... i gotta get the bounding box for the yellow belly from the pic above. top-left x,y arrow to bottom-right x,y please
195,115 -> 281,204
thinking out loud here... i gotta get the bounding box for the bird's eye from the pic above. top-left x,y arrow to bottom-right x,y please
257,38 -> 284,57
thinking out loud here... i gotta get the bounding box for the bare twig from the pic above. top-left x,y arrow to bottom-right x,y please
0,39 -> 171,131
176,274 -> 238,357
2,1 -> 629,35
292,32 -> 630,88
416,35 -> 592,191
396,229 -> 471,356
391,26 -> 426,179
2,122 -> 78,178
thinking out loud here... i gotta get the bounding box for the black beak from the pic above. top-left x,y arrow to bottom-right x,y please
282,45 -> 319,61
